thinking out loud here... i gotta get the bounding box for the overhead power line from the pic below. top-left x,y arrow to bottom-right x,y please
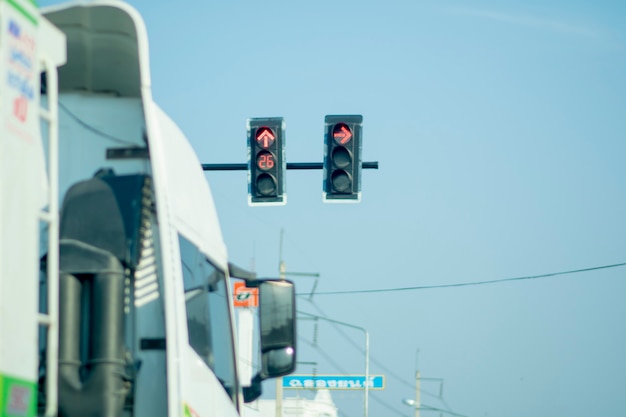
299,335 -> 408,417
301,300 -> 445,399
58,101 -> 139,146
299,262 -> 626,296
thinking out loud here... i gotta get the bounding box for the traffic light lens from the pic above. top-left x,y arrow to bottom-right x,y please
255,127 -> 276,149
331,169 -> 352,193
332,147 -> 351,169
256,151 -> 275,171
332,123 -> 352,145
256,173 -> 277,196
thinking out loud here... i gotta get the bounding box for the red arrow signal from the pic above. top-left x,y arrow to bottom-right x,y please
333,124 -> 352,145
256,127 -> 276,149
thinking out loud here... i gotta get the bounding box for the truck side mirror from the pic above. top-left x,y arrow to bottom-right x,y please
258,279 -> 296,378
242,279 -> 296,403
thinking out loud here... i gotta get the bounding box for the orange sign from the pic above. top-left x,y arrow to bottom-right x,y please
233,282 -> 258,308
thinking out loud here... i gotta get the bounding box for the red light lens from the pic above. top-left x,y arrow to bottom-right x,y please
332,123 -> 352,145
255,127 -> 276,149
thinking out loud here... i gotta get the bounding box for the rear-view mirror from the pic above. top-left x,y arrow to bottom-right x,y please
242,278 -> 297,402
258,279 -> 296,378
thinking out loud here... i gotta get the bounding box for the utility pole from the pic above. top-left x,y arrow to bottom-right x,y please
275,230 -> 286,417
415,349 -> 420,417
274,229 -> 321,417
403,351 -> 448,417
415,369 -> 421,417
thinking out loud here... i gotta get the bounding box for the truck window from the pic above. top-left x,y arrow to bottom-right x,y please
178,235 -> 237,404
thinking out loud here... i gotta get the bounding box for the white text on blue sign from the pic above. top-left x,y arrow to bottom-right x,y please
283,375 -> 385,390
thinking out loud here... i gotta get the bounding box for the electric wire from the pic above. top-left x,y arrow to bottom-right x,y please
368,394 -> 410,416
299,304 -> 454,414
302,300 -> 455,400
58,101 -> 140,147
299,335 -> 408,417
301,299 -> 472,415
300,262 -> 626,296
299,335 -> 350,376
293,334 -> 457,417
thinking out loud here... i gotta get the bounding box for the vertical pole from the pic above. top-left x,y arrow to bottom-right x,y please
415,349 -> 420,417
45,61 -> 60,417
415,369 -> 420,417
364,331 -> 369,417
276,230 -> 285,417
275,363 -> 284,417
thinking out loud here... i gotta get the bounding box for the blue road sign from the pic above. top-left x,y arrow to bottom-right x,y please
283,375 -> 385,390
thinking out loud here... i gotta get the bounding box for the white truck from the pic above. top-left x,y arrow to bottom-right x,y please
0,1 -> 296,416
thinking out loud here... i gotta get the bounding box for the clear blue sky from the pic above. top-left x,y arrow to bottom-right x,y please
40,0 -> 626,416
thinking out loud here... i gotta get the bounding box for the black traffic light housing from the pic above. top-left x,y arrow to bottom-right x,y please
248,117 -> 286,205
323,115 -> 363,202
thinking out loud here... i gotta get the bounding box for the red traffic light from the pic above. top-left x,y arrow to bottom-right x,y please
323,115 -> 363,203
248,117 -> 286,206
255,127 -> 276,149
332,123 -> 352,145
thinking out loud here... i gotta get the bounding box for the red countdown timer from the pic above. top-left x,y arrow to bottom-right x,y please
255,127 -> 276,149
256,150 -> 275,171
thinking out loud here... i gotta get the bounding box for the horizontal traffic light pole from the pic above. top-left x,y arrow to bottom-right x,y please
201,161 -> 379,171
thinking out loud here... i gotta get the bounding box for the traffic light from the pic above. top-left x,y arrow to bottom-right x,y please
248,117 -> 286,206
323,115 -> 363,202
